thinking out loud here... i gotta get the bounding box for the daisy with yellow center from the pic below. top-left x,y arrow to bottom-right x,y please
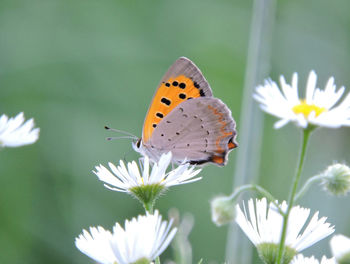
254,71 -> 350,129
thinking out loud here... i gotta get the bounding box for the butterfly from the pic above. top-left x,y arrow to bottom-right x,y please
133,57 -> 238,166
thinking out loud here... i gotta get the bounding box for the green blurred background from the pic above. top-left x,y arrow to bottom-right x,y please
1,0 -> 350,263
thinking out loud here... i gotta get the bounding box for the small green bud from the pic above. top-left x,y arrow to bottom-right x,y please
320,163 -> 350,196
210,195 -> 235,226
132,257 -> 151,264
257,243 -> 297,264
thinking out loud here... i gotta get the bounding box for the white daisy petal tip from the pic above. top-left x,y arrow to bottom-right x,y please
254,71 -> 350,129
0,112 -> 40,148
330,234 -> 350,263
291,254 -> 336,264
235,198 -> 334,263
75,210 -> 177,264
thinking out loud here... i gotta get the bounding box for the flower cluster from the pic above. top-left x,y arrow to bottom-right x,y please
75,70 -> 350,264
226,70 -> 350,264
76,152 -> 202,263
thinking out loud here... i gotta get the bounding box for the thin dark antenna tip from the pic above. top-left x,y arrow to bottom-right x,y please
106,137 -> 112,140
104,126 -> 138,139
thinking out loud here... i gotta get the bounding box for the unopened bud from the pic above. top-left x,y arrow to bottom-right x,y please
320,163 -> 350,196
210,195 -> 235,226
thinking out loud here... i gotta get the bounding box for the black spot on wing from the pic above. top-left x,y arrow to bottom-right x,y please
179,83 -> 186,89
156,112 -> 164,118
179,93 -> 186,99
161,97 -> 171,106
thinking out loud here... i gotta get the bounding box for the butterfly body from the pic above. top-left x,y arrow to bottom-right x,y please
133,57 -> 237,166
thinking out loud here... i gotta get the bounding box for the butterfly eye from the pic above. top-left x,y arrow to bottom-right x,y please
136,139 -> 141,148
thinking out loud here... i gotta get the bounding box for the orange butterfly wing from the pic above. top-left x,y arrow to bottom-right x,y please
142,57 -> 213,143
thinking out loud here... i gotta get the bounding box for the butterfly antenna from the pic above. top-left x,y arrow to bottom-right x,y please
104,126 -> 138,139
106,136 -> 137,141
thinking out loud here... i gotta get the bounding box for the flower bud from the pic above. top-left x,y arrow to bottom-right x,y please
320,163 -> 350,196
210,195 -> 235,226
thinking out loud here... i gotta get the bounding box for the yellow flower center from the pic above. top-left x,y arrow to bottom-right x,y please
292,100 -> 327,118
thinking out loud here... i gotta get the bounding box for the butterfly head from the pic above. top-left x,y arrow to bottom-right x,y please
132,138 -> 150,158
132,138 -> 161,163
132,138 -> 142,152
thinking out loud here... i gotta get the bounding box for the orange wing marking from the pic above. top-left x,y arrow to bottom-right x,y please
143,75 -> 205,142
207,105 -> 233,154
211,155 -> 225,165
228,140 -> 237,150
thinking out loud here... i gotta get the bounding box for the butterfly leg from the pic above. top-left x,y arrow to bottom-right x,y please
138,156 -> 145,170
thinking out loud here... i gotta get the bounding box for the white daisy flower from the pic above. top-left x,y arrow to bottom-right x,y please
0,112 -> 39,147
330,234 -> 350,263
235,198 -> 334,263
93,152 -> 201,207
75,210 -> 177,264
94,151 -> 201,190
254,71 -> 350,129
291,254 -> 336,264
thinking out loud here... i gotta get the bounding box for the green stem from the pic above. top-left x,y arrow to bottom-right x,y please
294,175 -> 323,202
155,257 -> 160,264
143,202 -> 154,214
230,184 -> 284,215
276,128 -> 312,264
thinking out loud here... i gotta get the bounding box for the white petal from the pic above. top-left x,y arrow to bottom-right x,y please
93,152 -> 202,193
330,234 -> 350,261
291,254 -> 336,264
0,112 -> 39,147
235,198 -> 333,252
75,226 -> 115,264
274,119 -> 290,129
306,71 -> 317,104
76,211 -> 177,264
